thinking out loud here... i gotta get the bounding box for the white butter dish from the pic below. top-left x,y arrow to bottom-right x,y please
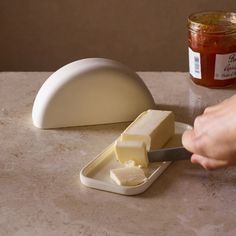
80,122 -> 192,195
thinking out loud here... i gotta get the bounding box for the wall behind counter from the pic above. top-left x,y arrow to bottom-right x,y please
1,0 -> 235,71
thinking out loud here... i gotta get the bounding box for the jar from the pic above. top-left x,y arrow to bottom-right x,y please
188,11 -> 236,87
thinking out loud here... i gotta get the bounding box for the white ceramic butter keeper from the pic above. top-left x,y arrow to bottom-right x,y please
32,58 -> 155,128
80,121 -> 192,195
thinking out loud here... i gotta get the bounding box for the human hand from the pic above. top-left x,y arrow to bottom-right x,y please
182,95 -> 236,170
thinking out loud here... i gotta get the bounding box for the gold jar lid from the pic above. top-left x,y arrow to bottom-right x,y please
188,11 -> 236,34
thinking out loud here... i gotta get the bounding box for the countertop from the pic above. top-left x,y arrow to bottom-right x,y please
1,72 -> 236,236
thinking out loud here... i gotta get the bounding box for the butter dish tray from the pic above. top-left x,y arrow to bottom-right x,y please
80,122 -> 192,195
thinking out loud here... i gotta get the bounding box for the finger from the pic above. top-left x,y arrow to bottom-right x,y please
182,129 -> 198,153
191,154 -> 228,170
182,127 -> 209,156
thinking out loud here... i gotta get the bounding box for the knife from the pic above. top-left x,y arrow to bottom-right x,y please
148,147 -> 192,162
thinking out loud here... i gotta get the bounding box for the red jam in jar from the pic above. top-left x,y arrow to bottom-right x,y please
188,11 -> 236,87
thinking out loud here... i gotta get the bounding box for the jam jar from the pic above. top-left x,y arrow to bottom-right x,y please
188,11 -> 236,87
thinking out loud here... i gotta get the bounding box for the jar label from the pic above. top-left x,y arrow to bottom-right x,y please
188,48 -> 201,79
214,53 -> 236,80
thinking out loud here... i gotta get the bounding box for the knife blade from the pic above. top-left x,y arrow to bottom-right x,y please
148,147 -> 192,162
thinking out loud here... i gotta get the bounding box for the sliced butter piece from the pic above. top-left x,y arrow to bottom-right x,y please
114,140 -> 148,168
121,110 -> 174,151
110,167 -> 147,186
124,160 -> 137,167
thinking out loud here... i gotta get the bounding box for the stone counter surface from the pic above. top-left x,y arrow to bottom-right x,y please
1,72 -> 236,236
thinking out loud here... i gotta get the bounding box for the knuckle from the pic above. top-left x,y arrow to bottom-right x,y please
203,106 -> 212,114
194,115 -> 204,129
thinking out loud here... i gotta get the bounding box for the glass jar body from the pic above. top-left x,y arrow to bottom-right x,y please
188,11 -> 236,87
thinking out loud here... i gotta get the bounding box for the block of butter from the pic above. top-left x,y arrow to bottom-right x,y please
114,140 -> 148,167
110,166 -> 147,186
121,110 -> 174,151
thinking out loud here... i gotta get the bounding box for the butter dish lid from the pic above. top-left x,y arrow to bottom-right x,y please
32,58 -> 155,129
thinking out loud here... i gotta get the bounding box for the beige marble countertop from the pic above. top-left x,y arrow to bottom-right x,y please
1,72 -> 236,236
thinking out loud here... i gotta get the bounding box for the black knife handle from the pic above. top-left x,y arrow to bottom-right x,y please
148,147 -> 192,162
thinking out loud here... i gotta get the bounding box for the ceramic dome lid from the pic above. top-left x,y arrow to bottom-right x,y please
32,58 -> 155,128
